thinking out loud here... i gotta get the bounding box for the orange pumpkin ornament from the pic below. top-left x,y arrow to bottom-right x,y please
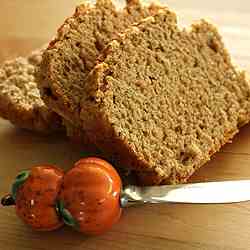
2,165 -> 64,231
58,157 -> 122,235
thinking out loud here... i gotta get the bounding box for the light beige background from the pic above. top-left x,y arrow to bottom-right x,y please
0,1 -> 250,250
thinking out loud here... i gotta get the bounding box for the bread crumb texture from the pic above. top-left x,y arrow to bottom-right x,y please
0,49 -> 63,132
38,0 -> 164,123
79,10 -> 250,184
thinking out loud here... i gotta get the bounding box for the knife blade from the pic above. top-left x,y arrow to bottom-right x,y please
120,180 -> 250,207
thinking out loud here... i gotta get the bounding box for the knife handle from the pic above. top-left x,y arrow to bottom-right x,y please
120,186 -> 143,208
120,185 -> 168,207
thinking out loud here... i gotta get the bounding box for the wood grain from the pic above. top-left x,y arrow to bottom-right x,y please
0,1 -> 250,250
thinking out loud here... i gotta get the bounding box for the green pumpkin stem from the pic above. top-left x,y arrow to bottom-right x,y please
56,200 -> 78,228
11,170 -> 30,201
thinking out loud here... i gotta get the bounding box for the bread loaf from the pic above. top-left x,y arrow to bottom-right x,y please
77,10 -> 250,184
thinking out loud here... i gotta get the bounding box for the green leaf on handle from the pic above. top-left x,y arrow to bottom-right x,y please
11,170 -> 30,201
56,200 -> 78,228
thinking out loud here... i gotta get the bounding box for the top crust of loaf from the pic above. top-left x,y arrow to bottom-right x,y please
37,0 -> 165,123
0,49 -> 62,132
78,10 -> 250,184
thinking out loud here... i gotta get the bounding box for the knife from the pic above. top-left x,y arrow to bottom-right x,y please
120,180 -> 250,207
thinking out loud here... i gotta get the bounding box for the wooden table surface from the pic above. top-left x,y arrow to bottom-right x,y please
0,1 -> 250,250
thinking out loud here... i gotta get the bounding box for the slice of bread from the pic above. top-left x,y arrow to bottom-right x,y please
0,49 -> 63,133
76,10 -> 250,185
38,0 -> 164,123
0,49 -> 90,140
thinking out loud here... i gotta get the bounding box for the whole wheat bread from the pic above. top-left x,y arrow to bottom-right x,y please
75,10 -> 250,184
0,49 -> 63,133
0,49 -> 89,141
38,0 -> 164,123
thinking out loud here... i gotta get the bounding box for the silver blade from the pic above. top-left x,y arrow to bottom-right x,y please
120,180 -> 250,207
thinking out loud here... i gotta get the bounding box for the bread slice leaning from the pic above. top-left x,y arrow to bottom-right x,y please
38,0 -> 164,124
77,10 -> 250,185
0,49 -> 88,141
0,49 -> 62,133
